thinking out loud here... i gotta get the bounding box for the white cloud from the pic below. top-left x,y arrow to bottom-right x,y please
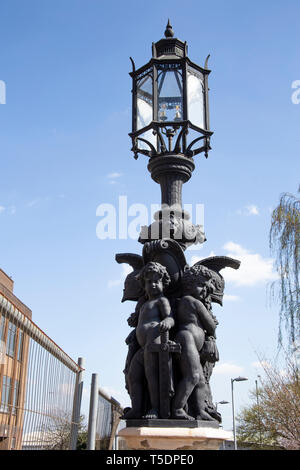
106,172 -> 122,186
251,360 -> 270,370
108,264 -> 133,289
222,242 -> 278,287
27,199 -> 40,208
237,205 -> 259,216
246,205 -> 259,215
107,172 -> 122,179
0,205 -> 16,215
190,243 -> 277,287
214,362 -> 244,376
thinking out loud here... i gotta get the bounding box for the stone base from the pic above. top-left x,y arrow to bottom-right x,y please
125,419 -> 219,429
117,425 -> 233,450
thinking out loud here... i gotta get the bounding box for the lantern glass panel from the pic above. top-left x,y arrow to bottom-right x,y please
187,66 -> 205,129
157,64 -> 183,122
138,127 -> 157,151
137,70 -> 153,130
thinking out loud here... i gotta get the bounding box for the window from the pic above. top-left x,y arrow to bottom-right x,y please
0,376 -> 11,413
17,330 -> 23,362
0,315 -> 5,340
0,377 -> 19,414
12,379 -> 19,415
0,317 -> 5,365
6,321 -> 17,357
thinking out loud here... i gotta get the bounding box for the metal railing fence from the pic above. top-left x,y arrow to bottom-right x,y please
0,292 -> 83,450
87,373 -> 123,450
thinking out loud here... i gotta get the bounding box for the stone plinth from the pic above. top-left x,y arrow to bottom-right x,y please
118,422 -> 233,450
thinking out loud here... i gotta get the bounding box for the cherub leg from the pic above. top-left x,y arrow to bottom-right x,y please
123,349 -> 144,419
143,347 -> 159,419
189,379 -> 216,420
172,331 -> 200,420
190,362 -> 219,421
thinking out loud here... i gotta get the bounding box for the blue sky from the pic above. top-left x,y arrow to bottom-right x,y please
0,0 -> 299,431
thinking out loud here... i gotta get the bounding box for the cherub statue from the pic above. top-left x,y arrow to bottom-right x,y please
172,264 -> 217,420
173,257 -> 241,421
123,261 -> 175,419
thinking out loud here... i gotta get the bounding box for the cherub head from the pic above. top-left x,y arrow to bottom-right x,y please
136,262 -> 171,299
182,265 -> 215,303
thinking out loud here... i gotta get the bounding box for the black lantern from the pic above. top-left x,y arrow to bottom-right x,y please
130,21 -> 213,160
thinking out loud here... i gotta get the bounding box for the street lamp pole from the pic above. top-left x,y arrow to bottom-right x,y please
255,377 -> 262,448
231,376 -> 248,450
215,401 -> 229,450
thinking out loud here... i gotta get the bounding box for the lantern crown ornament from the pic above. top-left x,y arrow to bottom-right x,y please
129,21 -> 213,160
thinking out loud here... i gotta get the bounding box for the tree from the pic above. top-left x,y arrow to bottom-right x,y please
236,389 -> 282,450
269,186 -> 300,347
76,429 -> 88,450
237,354 -> 300,450
40,412 -> 87,450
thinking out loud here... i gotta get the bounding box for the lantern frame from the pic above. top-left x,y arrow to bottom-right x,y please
129,31 -> 213,160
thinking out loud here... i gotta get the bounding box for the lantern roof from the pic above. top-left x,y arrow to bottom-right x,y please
152,20 -> 188,59
130,21 -> 211,78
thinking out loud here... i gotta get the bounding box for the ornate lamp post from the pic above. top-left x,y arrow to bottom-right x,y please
116,22 -> 241,450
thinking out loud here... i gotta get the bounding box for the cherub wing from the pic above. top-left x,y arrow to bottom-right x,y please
115,253 -> 144,302
192,256 -> 241,306
115,253 -> 144,271
193,256 -> 241,273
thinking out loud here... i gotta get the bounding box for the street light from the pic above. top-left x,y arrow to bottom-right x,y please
215,400 -> 230,411
231,376 -> 248,450
215,400 -> 230,451
129,20 -> 213,160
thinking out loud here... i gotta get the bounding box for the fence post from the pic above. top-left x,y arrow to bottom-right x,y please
69,357 -> 85,450
87,373 -> 98,450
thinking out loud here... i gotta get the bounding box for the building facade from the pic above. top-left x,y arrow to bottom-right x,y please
0,269 -> 31,450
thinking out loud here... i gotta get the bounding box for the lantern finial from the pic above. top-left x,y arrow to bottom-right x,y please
164,19 -> 174,38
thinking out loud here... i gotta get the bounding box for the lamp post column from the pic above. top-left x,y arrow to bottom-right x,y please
255,378 -> 262,448
231,379 -> 237,450
231,376 -> 248,450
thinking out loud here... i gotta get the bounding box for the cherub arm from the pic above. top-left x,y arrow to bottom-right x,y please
127,295 -> 147,328
157,296 -> 175,332
195,299 -> 216,336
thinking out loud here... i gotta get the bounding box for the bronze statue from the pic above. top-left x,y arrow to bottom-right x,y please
117,246 -> 240,422
115,24 -> 242,425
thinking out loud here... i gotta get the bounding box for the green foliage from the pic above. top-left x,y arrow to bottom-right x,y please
237,389 -> 280,450
237,355 -> 300,450
76,430 -> 88,450
269,186 -> 300,347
